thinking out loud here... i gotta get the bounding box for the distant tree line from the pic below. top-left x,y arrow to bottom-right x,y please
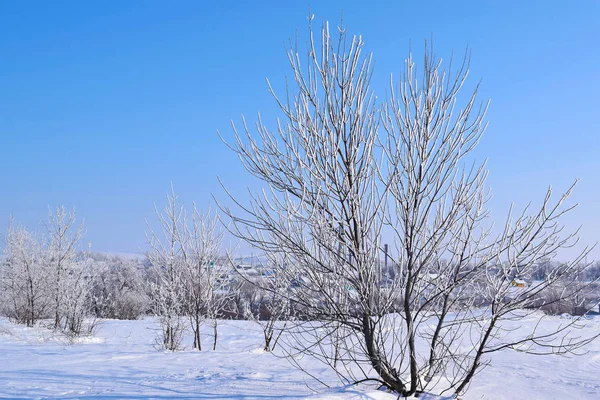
0,203 -> 295,352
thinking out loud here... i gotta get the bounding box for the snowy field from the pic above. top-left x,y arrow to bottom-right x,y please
1,316 -> 599,399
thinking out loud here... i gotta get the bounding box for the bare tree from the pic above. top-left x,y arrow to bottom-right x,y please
182,205 -> 225,351
1,208 -> 97,337
147,187 -> 229,351
219,18 -> 596,397
1,219 -> 47,326
245,254 -> 292,352
202,260 -> 233,351
59,252 -> 98,338
146,188 -> 188,351
43,207 -> 88,333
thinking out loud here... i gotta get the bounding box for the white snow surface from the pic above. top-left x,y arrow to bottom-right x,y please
0,316 -> 599,399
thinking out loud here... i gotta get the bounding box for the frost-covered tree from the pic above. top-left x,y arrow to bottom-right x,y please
220,18 -> 597,397
244,254 -> 291,352
43,206 -> 85,331
0,220 -> 47,326
1,209 -> 97,337
181,205 -> 226,351
146,188 -> 188,351
42,207 -> 97,337
59,253 -> 97,337
201,264 -> 232,351
147,187 -> 229,351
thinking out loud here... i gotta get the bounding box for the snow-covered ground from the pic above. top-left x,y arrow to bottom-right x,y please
0,316 -> 599,399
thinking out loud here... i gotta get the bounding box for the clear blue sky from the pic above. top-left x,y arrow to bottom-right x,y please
0,1 -> 598,259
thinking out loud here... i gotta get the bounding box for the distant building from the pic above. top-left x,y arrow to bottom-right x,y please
511,278 -> 527,288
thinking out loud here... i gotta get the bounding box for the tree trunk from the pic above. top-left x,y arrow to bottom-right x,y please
212,322 -> 218,351
193,318 -> 201,351
264,328 -> 272,352
362,313 -> 407,395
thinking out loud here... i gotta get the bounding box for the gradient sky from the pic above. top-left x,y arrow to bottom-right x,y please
0,1 -> 598,260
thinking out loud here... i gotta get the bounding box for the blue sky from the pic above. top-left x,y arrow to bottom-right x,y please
0,1 -> 598,259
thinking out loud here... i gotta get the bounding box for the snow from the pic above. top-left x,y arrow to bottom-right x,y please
0,316 -> 599,399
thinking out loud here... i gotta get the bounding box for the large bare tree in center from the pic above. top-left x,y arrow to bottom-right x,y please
220,18 -> 596,397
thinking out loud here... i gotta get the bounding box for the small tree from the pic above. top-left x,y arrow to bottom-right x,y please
202,259 -> 233,351
220,18 -> 596,397
147,187 -> 228,351
59,253 -> 97,337
182,205 -> 225,351
43,206 -> 85,331
241,254 -> 291,352
146,188 -> 188,351
1,220 -> 47,326
2,209 -> 97,337
256,284 -> 290,352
